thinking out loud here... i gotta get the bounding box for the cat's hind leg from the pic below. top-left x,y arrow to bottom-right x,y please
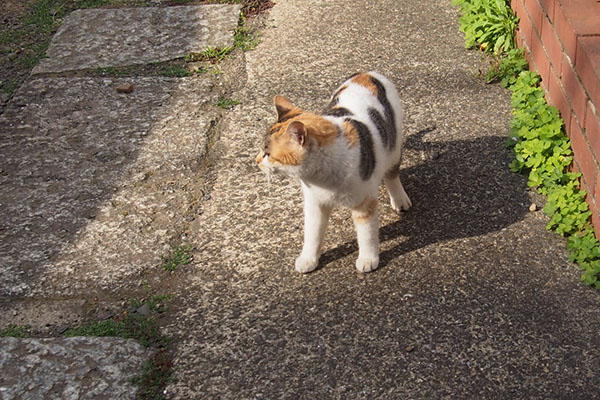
384,165 -> 411,213
351,196 -> 380,273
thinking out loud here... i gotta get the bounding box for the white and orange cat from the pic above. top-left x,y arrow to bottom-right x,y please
256,72 -> 411,273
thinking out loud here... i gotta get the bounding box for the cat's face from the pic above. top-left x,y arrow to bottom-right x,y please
256,96 -> 309,176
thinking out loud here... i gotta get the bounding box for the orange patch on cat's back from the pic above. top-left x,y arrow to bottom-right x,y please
342,120 -> 359,148
350,73 -> 378,96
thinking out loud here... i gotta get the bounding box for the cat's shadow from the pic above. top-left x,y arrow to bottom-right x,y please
319,128 -> 530,269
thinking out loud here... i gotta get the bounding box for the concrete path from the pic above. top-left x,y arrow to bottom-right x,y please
1,0 -> 600,399
163,0 -> 600,398
0,4 -> 241,399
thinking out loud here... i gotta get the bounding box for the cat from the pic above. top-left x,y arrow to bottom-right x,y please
256,71 -> 411,273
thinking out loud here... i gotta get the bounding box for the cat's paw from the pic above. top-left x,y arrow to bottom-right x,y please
295,256 -> 319,273
390,192 -> 412,213
356,256 -> 379,273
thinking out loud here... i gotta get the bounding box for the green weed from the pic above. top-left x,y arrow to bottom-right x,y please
485,48 -> 529,87
158,64 -> 192,77
161,244 -> 192,272
131,293 -> 174,313
453,0 -> 518,54
131,350 -> 176,400
0,324 -> 30,338
215,97 -> 240,109
64,314 -> 168,348
233,13 -> 260,51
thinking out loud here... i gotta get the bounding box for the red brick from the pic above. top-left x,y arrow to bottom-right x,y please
583,180 -> 596,212
556,0 -> 600,36
587,103 -> 600,164
524,0 -> 544,36
530,28 -> 551,83
586,182 -> 600,240
576,37 -> 600,114
591,207 -> 600,242
561,53 -> 588,127
570,117 -> 598,194
553,2 -> 578,60
516,29 -> 524,49
515,0 -> 534,48
545,67 -> 571,129
595,173 -> 600,214
541,15 -> 562,73
511,0 -> 521,15
539,0 -> 556,20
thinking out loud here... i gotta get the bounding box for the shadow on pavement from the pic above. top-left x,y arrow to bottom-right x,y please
320,128 -> 529,268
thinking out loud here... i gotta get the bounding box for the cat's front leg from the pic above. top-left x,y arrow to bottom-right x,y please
351,196 -> 380,273
295,194 -> 332,273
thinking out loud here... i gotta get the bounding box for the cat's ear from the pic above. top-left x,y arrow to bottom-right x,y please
286,120 -> 307,147
274,95 -> 295,122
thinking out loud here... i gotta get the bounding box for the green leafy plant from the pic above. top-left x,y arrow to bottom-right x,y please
485,48 -> 529,87
453,0 -> 518,54
161,244 -> 192,272
568,231 -> 600,288
454,1 -> 600,288
506,70 -> 600,287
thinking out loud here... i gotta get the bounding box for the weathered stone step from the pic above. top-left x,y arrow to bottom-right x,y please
0,337 -> 149,399
32,4 -> 241,75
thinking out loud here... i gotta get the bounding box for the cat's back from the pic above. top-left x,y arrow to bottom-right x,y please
322,72 -> 404,182
325,71 -> 402,120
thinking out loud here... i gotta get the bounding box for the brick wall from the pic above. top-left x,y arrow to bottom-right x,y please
510,0 -> 600,236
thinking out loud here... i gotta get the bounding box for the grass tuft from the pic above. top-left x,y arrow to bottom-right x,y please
161,244 -> 192,272
0,324 -> 30,338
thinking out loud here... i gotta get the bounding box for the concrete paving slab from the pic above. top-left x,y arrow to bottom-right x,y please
0,76 -> 220,299
160,0 -> 600,398
0,336 -> 150,399
32,4 -> 241,74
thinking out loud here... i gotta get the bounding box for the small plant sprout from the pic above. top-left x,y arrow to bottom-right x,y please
215,97 -> 240,110
161,244 -> 193,272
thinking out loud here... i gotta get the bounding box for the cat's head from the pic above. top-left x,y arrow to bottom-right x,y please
256,95 -> 337,178
256,95 -> 310,177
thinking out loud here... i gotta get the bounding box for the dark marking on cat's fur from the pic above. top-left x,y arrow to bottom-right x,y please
323,84 -> 350,116
349,119 -> 375,180
368,107 -> 393,149
278,110 -> 302,123
325,107 -> 353,117
385,162 -> 400,179
370,76 -> 397,149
